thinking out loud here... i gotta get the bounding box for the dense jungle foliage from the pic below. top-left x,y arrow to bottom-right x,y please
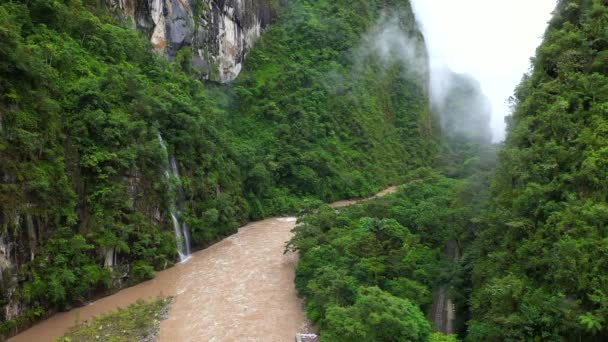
290,1 -> 608,340
0,0 -> 433,335
467,0 -> 608,340
289,136 -> 496,342
288,171 -> 459,341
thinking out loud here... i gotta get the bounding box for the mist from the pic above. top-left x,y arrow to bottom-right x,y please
410,0 -> 556,142
352,12 -> 428,85
329,7 -> 512,145
432,69 -> 493,144
353,10 -> 493,144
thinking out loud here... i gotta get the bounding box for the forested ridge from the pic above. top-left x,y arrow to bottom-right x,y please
0,0 -> 434,336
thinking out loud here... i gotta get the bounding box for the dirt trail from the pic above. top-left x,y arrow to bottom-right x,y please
330,186 -> 398,208
9,187 -> 398,342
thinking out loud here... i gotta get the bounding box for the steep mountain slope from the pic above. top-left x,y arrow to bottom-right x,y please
228,0 -> 434,211
0,0 -> 433,336
469,0 -> 608,340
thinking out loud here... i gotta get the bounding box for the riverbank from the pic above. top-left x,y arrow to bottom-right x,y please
9,187 -> 399,342
57,298 -> 173,342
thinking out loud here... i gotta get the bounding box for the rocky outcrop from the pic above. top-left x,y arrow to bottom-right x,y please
0,225 -> 21,323
107,0 -> 275,82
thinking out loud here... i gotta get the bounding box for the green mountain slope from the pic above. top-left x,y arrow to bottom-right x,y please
469,1 -> 608,340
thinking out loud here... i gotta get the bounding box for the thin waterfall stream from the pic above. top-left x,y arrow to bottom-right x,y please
159,135 -> 191,262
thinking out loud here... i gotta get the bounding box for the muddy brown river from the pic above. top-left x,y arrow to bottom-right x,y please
9,187 -> 398,342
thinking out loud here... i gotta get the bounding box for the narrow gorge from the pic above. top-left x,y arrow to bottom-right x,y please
2,0 -> 608,341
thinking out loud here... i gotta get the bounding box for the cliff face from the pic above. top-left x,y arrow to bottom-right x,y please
107,0 -> 275,82
0,0 -> 276,332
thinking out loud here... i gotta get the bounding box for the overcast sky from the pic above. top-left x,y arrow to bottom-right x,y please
410,0 -> 557,141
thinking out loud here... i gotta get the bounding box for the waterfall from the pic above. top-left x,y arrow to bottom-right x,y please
104,248 -> 116,268
169,155 -> 180,179
0,234 -> 9,285
158,134 -> 192,262
25,213 -> 36,261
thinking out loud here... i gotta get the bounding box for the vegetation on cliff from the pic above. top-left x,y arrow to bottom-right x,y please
468,0 -> 608,340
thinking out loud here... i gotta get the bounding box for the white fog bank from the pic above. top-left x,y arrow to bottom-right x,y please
411,0 -> 556,142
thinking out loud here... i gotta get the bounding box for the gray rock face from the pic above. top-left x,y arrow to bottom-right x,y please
1,222 -> 20,322
107,0 -> 275,82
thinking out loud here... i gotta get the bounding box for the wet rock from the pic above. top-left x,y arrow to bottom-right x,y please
0,233 -> 11,286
